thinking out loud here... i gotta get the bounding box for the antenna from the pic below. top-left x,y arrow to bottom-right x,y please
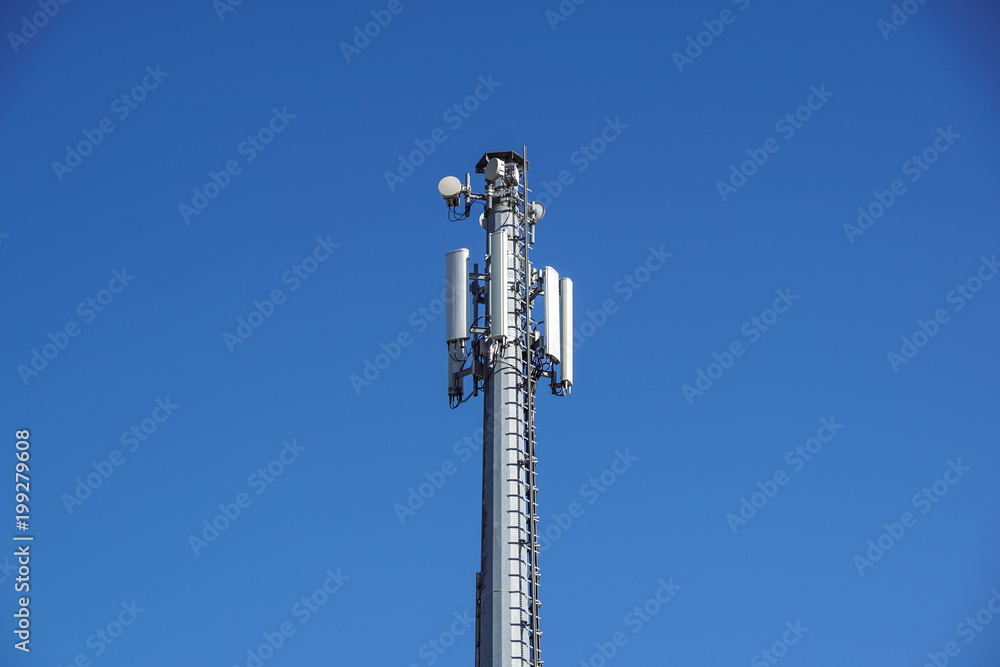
559,277 -> 573,392
439,149 -> 573,667
543,267 -> 561,363
488,230 -> 508,341
445,249 -> 470,398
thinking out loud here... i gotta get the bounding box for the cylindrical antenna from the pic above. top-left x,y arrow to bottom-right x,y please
445,248 -> 470,342
489,230 -> 509,341
543,266 -> 561,362
559,277 -> 574,391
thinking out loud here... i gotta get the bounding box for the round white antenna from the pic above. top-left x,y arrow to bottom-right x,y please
438,176 -> 462,199
438,176 -> 463,207
529,201 -> 545,223
484,157 -> 505,182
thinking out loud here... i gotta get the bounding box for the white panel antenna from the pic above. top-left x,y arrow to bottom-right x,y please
489,230 -> 508,340
445,249 -> 470,342
559,277 -> 573,391
445,249 -> 470,397
543,267 -> 560,362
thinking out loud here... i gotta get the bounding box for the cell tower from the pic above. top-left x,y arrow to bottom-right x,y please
438,149 -> 573,667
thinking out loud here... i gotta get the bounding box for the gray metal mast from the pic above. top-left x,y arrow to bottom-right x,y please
439,150 -> 573,667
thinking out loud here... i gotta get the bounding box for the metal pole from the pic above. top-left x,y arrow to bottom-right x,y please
480,192 -> 534,666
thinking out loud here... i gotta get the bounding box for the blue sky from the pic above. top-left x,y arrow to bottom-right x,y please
2,0 -> 999,665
